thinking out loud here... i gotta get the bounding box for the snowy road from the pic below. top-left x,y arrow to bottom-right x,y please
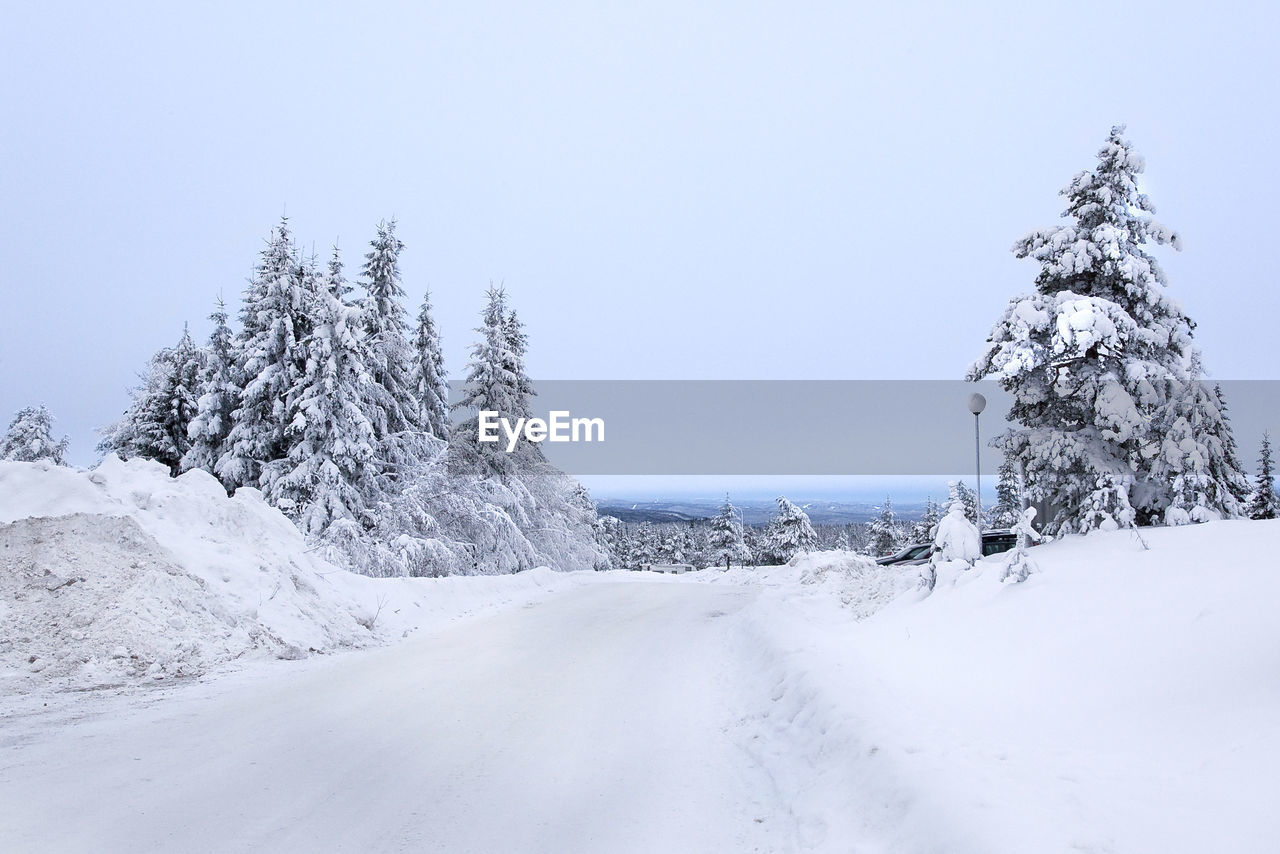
0,580 -> 791,854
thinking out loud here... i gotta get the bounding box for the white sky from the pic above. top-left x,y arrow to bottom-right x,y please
2,0 -> 1277,484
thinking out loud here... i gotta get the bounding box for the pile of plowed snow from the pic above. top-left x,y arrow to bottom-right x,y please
0,458 -> 577,693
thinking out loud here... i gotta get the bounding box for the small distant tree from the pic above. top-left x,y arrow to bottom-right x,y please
866,498 -> 902,556
764,496 -> 818,564
909,497 -> 941,543
1,405 -> 69,464
708,494 -> 751,568
988,453 -> 1023,529
950,480 -> 980,526
1247,432 -> 1279,520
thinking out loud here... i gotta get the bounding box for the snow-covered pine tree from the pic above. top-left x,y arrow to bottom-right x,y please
502,309 -> 535,420
181,297 -> 239,483
866,498 -> 901,555
216,219 -> 314,489
1247,432 -> 1279,520
1,405 -> 69,464
1211,384 -> 1251,508
411,288 -> 450,440
968,125 -> 1243,533
453,285 -> 525,473
358,219 -> 423,471
764,496 -> 818,564
909,497 -> 941,543
632,521 -> 659,566
100,326 -> 205,475
707,494 -> 751,568
951,480 -> 980,527
262,247 -> 381,534
988,452 -> 1023,529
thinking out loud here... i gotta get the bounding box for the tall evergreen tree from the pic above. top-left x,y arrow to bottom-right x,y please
1,405 -> 69,464
359,220 -> 421,440
453,285 -> 529,473
1211,384 -> 1251,507
1247,432 -> 1279,520
411,288 -> 450,440
263,247 -> 380,534
968,125 -> 1243,532
502,309 -> 534,419
216,219 -> 314,488
182,297 -> 239,482
100,326 -> 204,475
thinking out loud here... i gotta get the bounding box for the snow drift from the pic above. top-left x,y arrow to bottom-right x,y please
0,458 -> 577,693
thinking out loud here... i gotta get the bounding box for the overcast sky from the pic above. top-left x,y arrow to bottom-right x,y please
2,1 -> 1277,494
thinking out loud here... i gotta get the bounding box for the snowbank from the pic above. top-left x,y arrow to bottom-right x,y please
726,522 -> 1280,853
0,459 -> 583,693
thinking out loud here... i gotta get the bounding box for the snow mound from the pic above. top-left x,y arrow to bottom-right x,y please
786,550 -> 919,619
0,458 -> 382,691
707,551 -> 918,620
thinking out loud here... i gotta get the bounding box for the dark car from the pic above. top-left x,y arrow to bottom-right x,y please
876,543 -> 932,566
879,531 -> 1023,567
981,530 -> 1018,557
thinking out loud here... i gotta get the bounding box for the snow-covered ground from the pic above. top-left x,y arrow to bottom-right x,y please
3,459 -> 1278,852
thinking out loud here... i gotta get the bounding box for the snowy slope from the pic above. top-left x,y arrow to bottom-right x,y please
723,523 -> 1280,853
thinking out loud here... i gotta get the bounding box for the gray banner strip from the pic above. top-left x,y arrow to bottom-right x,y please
447,380 -> 1280,476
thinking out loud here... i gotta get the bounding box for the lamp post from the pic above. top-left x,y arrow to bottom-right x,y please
967,392 -> 987,539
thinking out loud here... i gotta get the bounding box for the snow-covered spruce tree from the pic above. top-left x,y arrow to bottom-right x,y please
1247,432 -> 1280,520
988,452 -> 1023,529
411,288 -> 451,440
951,480 -> 980,527
216,219 -> 314,489
262,247 -> 381,534
764,496 -> 818,564
866,498 -> 901,556
452,285 -> 527,474
968,125 -> 1245,533
181,297 -> 238,483
358,220 -> 425,474
502,309 -> 535,420
1211,384 -> 1251,508
909,497 -> 941,543
1,405 -> 69,464
100,326 -> 205,475
708,494 -> 751,568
